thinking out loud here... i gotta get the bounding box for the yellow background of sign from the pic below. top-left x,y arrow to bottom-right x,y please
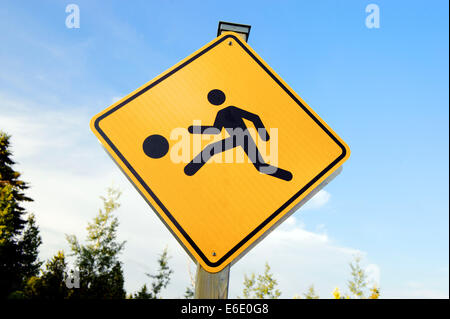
90,32 -> 350,273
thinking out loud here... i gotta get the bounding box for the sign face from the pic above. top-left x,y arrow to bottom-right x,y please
90,32 -> 350,273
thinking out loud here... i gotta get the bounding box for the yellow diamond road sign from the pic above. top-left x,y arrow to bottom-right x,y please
90,32 -> 350,273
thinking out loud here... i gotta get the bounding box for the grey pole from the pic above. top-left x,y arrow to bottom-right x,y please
194,263 -> 230,299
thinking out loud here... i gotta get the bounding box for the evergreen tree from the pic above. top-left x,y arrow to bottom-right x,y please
20,214 -> 42,280
66,187 -> 126,299
133,284 -> 153,299
134,247 -> 173,299
241,262 -> 281,299
0,131 -> 41,298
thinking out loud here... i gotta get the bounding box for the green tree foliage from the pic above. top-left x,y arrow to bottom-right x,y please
23,251 -> 72,299
133,247 -> 173,299
368,286 -> 380,299
347,255 -> 368,299
66,187 -> 126,299
241,262 -> 281,299
333,256 -> 379,299
0,131 -> 42,298
303,285 -> 319,299
20,214 -> 42,279
184,284 -> 194,299
183,261 -> 195,299
297,256 -> 381,299
133,284 -> 153,299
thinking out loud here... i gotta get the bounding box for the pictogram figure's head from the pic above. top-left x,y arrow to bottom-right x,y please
207,89 -> 226,106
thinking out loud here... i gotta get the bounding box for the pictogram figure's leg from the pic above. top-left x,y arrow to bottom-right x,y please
241,133 -> 293,181
184,137 -> 236,176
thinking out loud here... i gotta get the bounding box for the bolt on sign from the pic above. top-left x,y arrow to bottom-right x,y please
90,32 -> 350,273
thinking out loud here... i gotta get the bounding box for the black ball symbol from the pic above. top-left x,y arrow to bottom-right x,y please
143,134 -> 169,159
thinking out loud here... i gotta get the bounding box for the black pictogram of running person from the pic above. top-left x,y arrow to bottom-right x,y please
184,89 -> 293,181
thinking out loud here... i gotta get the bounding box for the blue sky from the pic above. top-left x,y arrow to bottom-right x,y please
0,0 -> 448,298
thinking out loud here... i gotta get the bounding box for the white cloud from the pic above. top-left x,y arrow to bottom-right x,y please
302,189 -> 331,210
227,217 -> 364,298
366,263 -> 381,288
111,96 -> 123,103
383,281 -> 449,299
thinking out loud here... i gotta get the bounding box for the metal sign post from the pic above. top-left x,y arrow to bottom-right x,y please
194,263 -> 230,299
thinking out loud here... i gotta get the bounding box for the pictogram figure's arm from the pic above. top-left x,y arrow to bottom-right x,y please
237,109 -> 270,141
187,125 -> 221,134
188,112 -> 225,135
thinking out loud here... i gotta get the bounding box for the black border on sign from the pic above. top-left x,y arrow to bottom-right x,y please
94,34 -> 347,268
